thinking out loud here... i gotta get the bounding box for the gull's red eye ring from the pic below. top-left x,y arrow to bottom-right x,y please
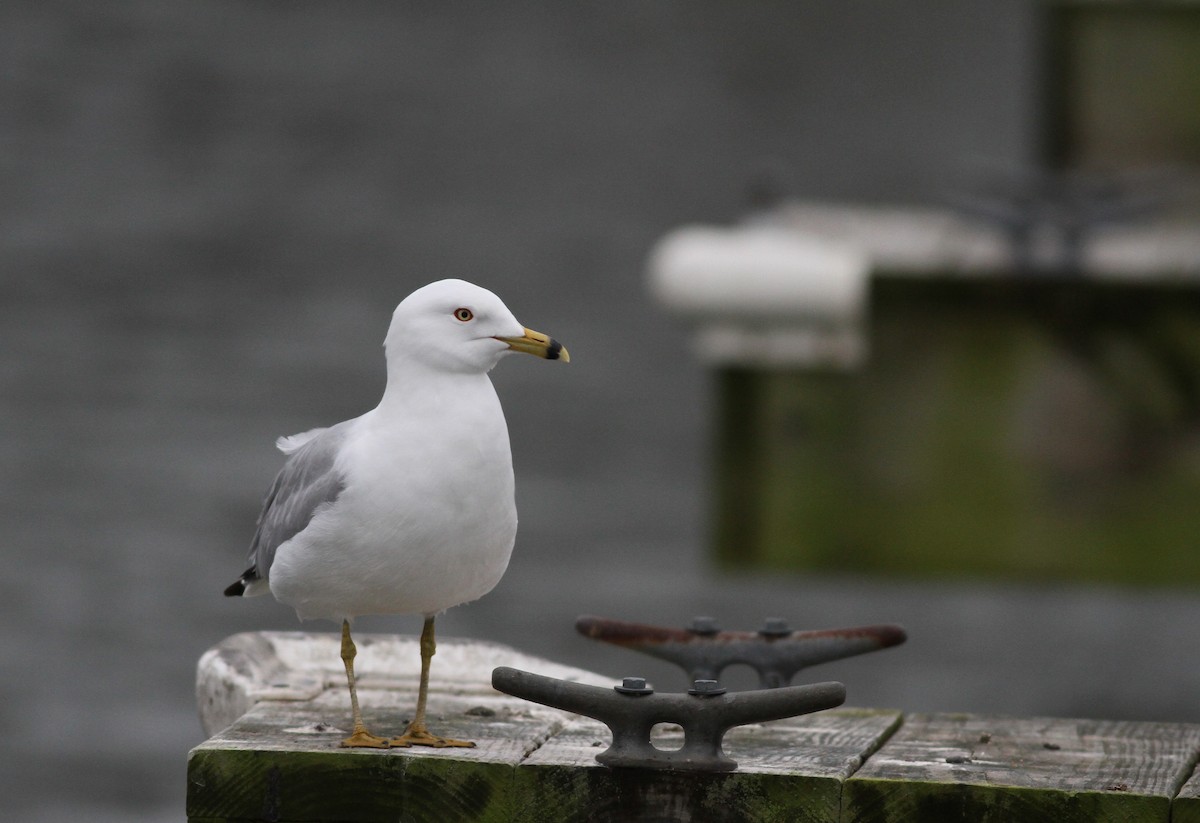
454,308 -> 474,322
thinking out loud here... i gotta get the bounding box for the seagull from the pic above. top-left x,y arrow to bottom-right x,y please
224,279 -> 568,748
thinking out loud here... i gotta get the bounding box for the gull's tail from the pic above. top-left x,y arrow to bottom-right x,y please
224,567 -> 264,597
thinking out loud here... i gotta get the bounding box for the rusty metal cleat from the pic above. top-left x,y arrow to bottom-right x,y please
576,615 -> 906,689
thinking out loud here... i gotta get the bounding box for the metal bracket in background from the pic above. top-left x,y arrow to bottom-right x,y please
946,167 -> 1168,276
576,615 -> 906,689
491,666 -> 845,772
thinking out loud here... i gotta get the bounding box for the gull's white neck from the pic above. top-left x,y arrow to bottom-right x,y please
376,358 -> 499,418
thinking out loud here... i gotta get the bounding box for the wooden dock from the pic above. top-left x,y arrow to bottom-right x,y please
189,632 -> 1200,822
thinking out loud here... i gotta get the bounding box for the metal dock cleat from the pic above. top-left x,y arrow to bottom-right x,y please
575,615 -> 906,688
491,666 -> 845,772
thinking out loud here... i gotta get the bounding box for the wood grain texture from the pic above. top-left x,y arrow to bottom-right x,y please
190,632 -> 605,822
513,708 -> 902,823
843,713 -> 1200,823
188,686 -> 568,823
197,631 -> 610,737
190,634 -> 1200,822
1172,763 -> 1200,823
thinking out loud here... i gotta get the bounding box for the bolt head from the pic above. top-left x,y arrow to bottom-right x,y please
688,616 -> 720,636
614,676 -> 654,696
759,617 -> 791,638
688,679 -> 727,697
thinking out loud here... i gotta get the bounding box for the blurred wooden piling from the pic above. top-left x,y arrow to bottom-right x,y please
189,632 -> 1200,822
651,201 -> 1200,584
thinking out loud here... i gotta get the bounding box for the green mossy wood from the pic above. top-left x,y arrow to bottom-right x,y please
1173,763 -> 1200,823
844,713 -> 1200,823
714,278 -> 1200,584
190,634 -> 1200,822
511,708 -> 902,823
188,690 -> 555,823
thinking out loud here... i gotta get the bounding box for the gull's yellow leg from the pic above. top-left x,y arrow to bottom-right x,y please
389,615 -> 475,748
338,619 -> 390,748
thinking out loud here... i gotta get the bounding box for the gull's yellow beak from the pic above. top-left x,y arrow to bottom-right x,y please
495,327 -> 570,362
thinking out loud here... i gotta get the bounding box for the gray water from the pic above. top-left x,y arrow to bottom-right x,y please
7,3 -> 1200,821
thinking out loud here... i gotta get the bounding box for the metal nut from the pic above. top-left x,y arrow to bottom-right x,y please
759,617 -> 792,638
688,616 -> 720,636
614,676 -> 654,696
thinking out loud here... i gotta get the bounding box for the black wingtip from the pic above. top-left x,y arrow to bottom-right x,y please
225,566 -> 261,597
224,568 -> 256,596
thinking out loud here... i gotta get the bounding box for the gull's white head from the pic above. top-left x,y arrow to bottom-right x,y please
384,279 -> 568,375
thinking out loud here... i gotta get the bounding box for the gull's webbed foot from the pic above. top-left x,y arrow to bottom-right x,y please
389,722 -> 476,749
339,729 -> 391,749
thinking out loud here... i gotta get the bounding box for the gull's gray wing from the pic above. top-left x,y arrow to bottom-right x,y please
224,422 -> 350,596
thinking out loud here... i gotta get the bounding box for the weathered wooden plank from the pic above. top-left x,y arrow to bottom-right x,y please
188,687 -> 569,822
196,631 -> 609,737
512,707 -> 902,823
193,634 -> 1200,822
1172,762 -> 1200,823
189,632 -> 610,823
843,712 -> 1200,823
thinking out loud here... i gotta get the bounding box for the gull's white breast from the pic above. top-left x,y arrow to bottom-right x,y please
268,378 -> 517,621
